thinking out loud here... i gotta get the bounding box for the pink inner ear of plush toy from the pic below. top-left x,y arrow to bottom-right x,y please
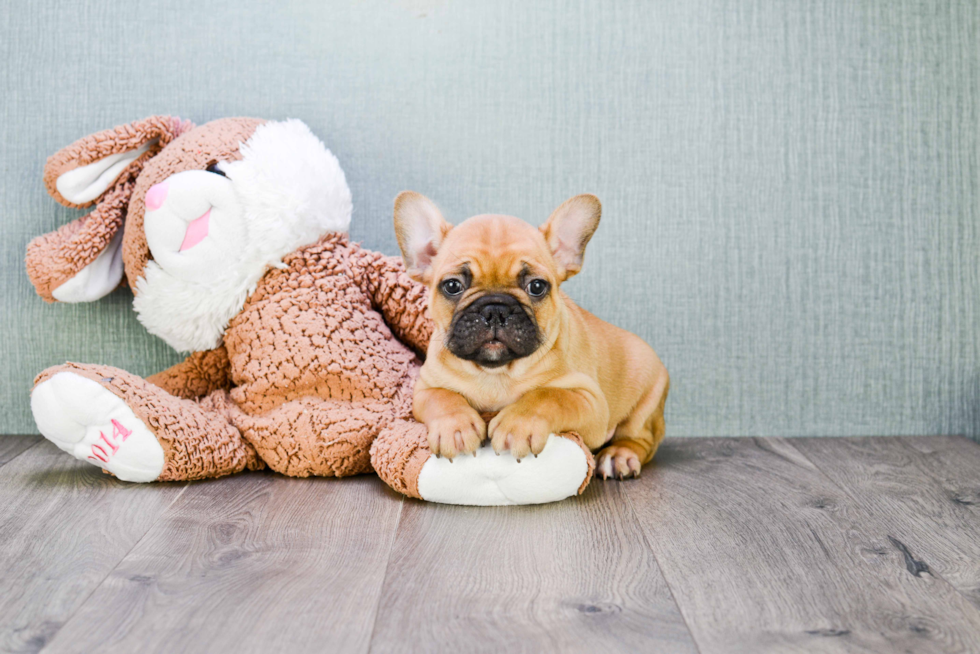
179,209 -> 210,251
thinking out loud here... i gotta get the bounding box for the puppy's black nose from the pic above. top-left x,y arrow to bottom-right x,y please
480,303 -> 511,327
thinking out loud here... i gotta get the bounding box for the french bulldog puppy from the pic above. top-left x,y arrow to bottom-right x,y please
393,192 -> 669,479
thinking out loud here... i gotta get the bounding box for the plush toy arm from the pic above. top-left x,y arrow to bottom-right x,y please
146,346 -> 233,400
349,246 -> 433,355
371,420 -> 595,505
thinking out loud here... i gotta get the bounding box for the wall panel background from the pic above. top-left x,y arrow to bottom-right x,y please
2,0 -> 977,438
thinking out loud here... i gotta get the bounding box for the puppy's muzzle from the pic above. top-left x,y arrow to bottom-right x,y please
479,301 -> 512,328
447,293 -> 541,367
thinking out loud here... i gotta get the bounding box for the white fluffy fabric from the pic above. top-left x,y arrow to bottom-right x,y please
56,140 -> 156,205
416,434 -> 589,505
134,119 -> 352,352
134,258 -> 253,353
52,228 -> 125,302
32,372 -> 164,482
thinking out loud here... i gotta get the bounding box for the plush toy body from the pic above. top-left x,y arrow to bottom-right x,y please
33,233 -> 432,481
26,115 -> 593,503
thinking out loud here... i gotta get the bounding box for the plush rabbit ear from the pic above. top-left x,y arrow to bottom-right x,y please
54,140 -> 155,205
44,115 -> 193,208
27,116 -> 195,302
27,178 -> 134,302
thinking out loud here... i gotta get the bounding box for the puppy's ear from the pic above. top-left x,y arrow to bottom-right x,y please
393,191 -> 452,283
540,194 -> 601,280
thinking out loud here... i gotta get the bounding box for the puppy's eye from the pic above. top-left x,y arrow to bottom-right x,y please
441,278 -> 465,297
206,162 -> 227,177
526,279 -> 549,298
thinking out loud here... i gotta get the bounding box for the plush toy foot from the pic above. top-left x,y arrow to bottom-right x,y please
371,420 -> 595,506
32,362 -> 262,482
31,371 -> 165,482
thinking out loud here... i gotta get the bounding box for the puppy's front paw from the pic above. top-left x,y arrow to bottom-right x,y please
596,445 -> 641,480
488,407 -> 555,461
426,410 -> 486,460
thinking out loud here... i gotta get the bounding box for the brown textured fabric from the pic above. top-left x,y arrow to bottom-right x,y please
43,115 -> 193,208
122,117 -> 266,286
147,346 -> 233,399
34,363 -> 263,481
216,234 -> 427,477
347,249 -> 433,356
224,234 -> 423,418
567,432 -> 597,494
227,397 -> 394,477
370,419 -> 432,499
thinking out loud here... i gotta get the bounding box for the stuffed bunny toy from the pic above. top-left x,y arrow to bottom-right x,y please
26,115 -> 594,505
26,115 -> 433,482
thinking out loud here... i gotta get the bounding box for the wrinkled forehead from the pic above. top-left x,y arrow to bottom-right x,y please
435,214 -> 556,284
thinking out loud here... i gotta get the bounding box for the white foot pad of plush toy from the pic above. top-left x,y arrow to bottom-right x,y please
31,372 -> 164,482
417,434 -> 589,506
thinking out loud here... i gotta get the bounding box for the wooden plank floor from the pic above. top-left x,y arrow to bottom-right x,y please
1,435 -> 978,654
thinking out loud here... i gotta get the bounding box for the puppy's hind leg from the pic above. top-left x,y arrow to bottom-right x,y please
596,377 -> 668,480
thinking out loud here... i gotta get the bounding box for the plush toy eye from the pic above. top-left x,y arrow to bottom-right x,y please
206,162 -> 227,177
441,278 -> 464,297
526,279 -> 549,298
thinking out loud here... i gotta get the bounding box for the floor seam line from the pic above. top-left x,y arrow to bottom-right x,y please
364,495 -> 406,654
36,481 -> 191,654
620,481 -> 705,654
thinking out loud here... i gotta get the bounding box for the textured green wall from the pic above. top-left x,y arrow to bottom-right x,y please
2,0 -> 978,438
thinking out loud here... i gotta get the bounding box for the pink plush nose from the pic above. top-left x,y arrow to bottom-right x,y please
145,182 -> 169,212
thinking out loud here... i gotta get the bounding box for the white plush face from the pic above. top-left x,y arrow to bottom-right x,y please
133,119 -> 354,352
143,167 -> 246,283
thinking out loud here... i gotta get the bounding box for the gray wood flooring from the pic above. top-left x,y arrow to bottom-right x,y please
1,436 -> 978,654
